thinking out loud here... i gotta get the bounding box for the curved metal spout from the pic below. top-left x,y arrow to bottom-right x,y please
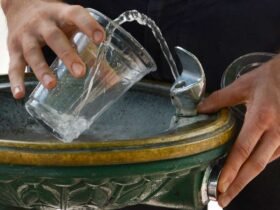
170,47 -> 206,116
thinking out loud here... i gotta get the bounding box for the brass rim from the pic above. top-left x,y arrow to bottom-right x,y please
0,110 -> 235,166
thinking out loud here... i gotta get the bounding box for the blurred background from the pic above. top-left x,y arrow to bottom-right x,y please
0,7 -> 8,75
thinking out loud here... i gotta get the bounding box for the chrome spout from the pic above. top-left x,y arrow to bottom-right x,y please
170,47 -> 206,117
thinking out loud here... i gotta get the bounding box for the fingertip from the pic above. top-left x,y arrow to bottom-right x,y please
42,73 -> 57,89
218,180 -> 230,194
220,196 -> 231,208
197,99 -> 206,112
63,5 -> 106,45
93,29 -> 105,44
217,198 -> 224,208
197,98 -> 216,113
12,86 -> 25,99
218,167 -> 232,193
218,195 -> 229,208
71,62 -> 86,78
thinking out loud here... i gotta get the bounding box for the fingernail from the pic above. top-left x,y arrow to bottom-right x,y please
72,62 -> 85,77
93,30 -> 104,43
43,74 -> 56,89
13,86 -> 24,99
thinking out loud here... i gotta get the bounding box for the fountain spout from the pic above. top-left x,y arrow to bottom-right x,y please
170,47 -> 206,117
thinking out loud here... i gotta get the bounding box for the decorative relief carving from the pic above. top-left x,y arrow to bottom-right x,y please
0,169 -> 191,210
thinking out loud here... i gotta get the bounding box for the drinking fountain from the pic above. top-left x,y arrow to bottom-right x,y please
0,9 -> 241,210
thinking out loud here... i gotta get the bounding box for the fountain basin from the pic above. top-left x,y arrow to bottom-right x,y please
0,74 -> 235,210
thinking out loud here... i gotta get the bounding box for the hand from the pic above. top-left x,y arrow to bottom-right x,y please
197,55 -> 280,207
2,0 -> 105,99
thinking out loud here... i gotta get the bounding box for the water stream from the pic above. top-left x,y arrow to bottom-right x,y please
113,10 -> 180,79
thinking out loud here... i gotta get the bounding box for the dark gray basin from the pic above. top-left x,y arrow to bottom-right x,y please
0,75 -> 176,142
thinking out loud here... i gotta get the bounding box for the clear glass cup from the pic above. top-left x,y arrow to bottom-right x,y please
25,9 -> 157,142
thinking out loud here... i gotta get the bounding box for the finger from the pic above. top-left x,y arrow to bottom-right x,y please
41,23 -> 86,78
58,5 -> 105,44
78,42 -> 119,86
198,77 -> 250,113
218,107 -> 268,194
8,53 -> 26,99
22,35 -> 57,89
270,147 -> 280,162
218,131 -> 279,207
100,63 -> 120,88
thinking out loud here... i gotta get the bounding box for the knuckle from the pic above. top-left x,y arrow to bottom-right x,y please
225,159 -> 240,174
229,166 -> 239,176
59,49 -> 74,61
255,108 -> 273,126
7,36 -> 19,51
80,16 -> 95,29
24,12 -> 44,30
253,121 -> 267,133
251,158 -> 267,172
235,142 -> 251,160
23,44 -> 38,58
36,62 -> 49,72
44,27 -> 60,43
33,63 -> 49,80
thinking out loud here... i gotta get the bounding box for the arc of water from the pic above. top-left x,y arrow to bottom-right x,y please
114,10 -> 180,80
75,10 -> 181,115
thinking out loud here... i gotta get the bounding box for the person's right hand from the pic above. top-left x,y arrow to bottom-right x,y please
1,0 -> 105,99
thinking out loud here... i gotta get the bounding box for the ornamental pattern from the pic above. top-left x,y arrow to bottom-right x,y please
0,168 -> 191,210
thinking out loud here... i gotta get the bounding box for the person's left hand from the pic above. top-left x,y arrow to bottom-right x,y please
197,55 -> 280,208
